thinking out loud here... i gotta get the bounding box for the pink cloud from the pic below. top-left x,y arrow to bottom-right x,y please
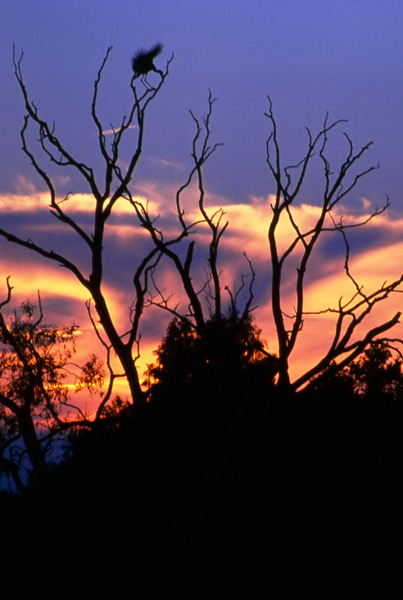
1,182 -> 402,398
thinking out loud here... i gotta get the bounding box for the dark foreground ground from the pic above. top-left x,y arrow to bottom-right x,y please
2,392 -> 402,596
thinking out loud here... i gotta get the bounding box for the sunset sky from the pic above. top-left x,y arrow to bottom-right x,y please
1,1 -> 403,403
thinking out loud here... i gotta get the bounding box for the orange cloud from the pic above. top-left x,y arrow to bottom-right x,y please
196,197 -> 403,382
1,182 -> 402,401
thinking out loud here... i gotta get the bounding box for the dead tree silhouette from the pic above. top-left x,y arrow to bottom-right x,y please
131,43 -> 163,85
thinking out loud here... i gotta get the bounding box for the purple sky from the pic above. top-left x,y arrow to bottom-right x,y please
1,1 -> 403,199
1,1 -> 403,396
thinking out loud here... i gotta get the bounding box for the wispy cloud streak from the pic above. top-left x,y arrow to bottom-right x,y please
1,183 -> 402,390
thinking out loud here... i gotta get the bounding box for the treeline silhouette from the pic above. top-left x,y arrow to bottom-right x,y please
2,316 -> 402,594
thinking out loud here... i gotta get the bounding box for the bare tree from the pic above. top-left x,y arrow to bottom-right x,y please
117,89 -> 259,344
0,46 -> 174,406
2,46 -> 400,410
265,97 -> 403,391
1,46 -> 256,412
126,93 -> 236,322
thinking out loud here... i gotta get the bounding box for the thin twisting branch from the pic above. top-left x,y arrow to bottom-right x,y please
124,90 -> 234,332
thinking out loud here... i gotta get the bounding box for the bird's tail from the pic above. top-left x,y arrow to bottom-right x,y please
149,43 -> 163,59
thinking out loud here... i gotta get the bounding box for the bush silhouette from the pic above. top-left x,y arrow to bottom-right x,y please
145,313 -> 278,408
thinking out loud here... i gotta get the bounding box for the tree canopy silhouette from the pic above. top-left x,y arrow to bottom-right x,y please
145,313 -> 278,406
0,278 -> 104,493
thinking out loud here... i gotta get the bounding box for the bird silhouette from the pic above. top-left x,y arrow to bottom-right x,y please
131,43 -> 163,84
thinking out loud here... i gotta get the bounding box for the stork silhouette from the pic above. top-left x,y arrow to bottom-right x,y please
131,43 -> 163,86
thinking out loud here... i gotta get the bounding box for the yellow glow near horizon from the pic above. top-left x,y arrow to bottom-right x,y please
0,188 -> 162,215
1,185 -> 402,405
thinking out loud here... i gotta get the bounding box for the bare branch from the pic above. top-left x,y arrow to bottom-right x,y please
265,98 -> 401,389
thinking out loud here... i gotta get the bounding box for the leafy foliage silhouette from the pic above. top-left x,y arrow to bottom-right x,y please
0,280 -> 104,492
145,313 -> 278,405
